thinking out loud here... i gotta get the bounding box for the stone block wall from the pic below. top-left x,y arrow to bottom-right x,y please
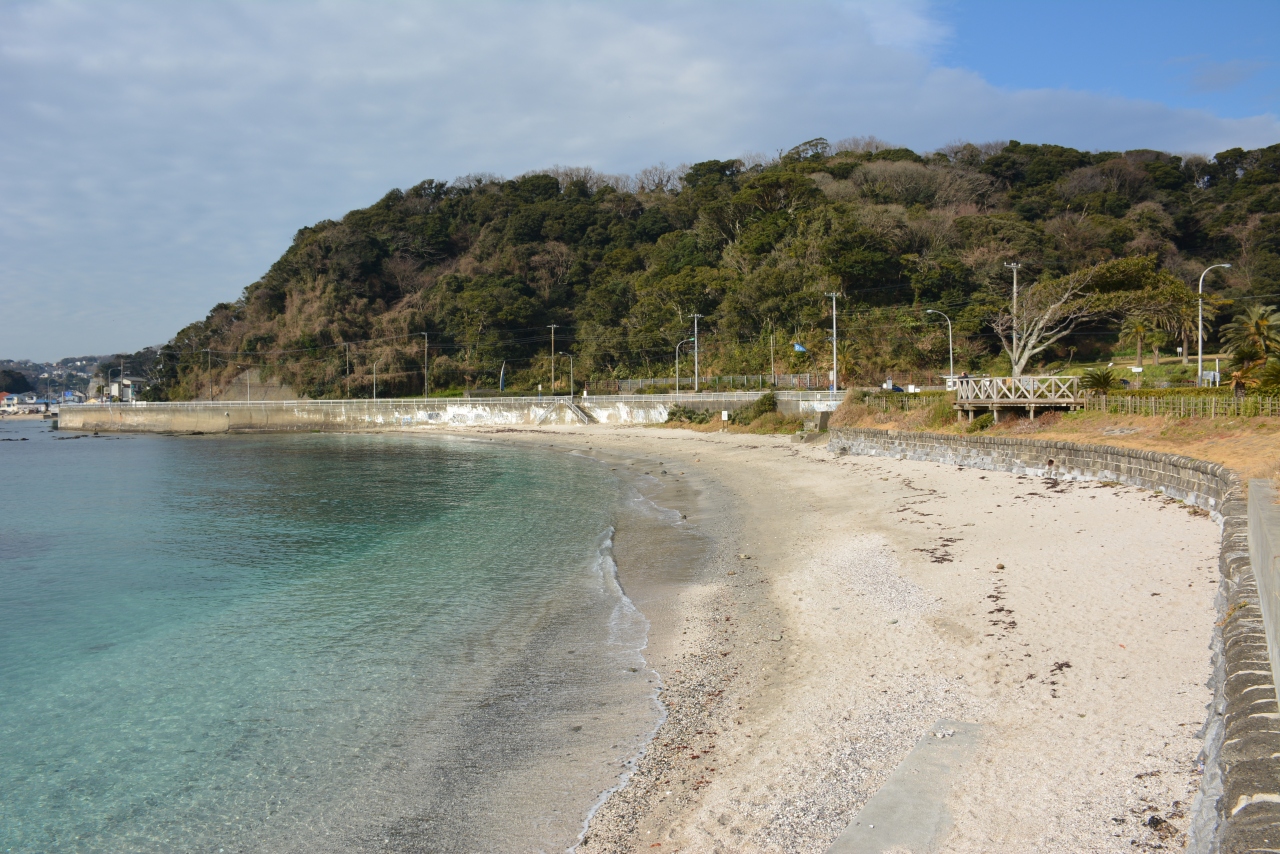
827,428 -> 1280,854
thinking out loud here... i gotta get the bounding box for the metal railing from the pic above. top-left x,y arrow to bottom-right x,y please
956,376 -> 1079,403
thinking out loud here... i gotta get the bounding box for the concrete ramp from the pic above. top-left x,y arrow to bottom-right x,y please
827,720 -> 981,854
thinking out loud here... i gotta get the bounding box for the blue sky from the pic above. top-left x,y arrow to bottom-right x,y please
2,0 -> 1278,362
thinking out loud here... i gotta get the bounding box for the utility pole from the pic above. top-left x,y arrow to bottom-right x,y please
207,349 -> 212,402
1004,262 -> 1021,372
825,293 -> 840,398
547,324 -> 558,394
1198,263 -> 1231,386
423,332 -> 429,398
345,343 -> 351,399
691,314 -> 703,391
373,360 -> 379,400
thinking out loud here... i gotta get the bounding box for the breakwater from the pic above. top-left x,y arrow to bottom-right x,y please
827,427 -> 1276,854
58,392 -> 844,434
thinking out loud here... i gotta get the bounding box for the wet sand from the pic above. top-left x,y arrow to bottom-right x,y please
477,425 -> 1220,853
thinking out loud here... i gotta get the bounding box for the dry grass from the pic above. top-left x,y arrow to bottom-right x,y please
665,411 -> 806,435
1018,411 -> 1280,482
829,392 -> 1280,482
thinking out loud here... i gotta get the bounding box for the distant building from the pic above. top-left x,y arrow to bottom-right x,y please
109,376 -> 146,402
1,391 -> 43,413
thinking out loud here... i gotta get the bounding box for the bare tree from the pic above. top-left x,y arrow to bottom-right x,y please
833,135 -> 897,154
528,242 -> 574,301
991,260 -> 1145,376
635,162 -> 681,193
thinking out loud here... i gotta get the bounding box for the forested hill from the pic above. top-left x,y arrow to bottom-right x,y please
124,137 -> 1280,399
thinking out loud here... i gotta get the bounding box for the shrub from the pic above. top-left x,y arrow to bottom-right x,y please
967,412 -> 995,433
730,391 -> 778,425
666,405 -> 710,424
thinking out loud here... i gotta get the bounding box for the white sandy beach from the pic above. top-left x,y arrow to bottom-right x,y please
481,425 -> 1220,853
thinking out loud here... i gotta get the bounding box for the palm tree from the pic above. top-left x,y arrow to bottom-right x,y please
1258,358 -> 1280,392
1080,367 -> 1119,393
1120,314 -> 1155,367
1161,303 -> 1200,365
1220,305 -> 1280,356
1227,341 -> 1264,394
1149,329 -> 1170,365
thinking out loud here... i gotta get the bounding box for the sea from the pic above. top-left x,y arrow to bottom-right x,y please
0,418 -> 693,853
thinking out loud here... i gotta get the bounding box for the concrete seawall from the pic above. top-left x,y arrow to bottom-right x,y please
827,427 -> 1276,854
58,391 -> 844,434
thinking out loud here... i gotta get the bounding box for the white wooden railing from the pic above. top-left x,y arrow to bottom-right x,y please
956,376 -> 1080,403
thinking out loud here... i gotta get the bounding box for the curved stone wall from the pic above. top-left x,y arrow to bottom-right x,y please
827,428 -> 1278,854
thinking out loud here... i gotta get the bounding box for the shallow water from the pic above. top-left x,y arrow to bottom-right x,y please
0,420 -> 669,852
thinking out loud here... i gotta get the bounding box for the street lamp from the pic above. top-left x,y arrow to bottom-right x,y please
558,352 -> 574,397
690,314 -> 704,391
1197,263 -> 1231,387
825,292 -> 840,398
1004,262 -> 1022,368
925,309 -> 954,383
675,337 -> 695,392
106,367 -> 120,401
547,324 -> 558,395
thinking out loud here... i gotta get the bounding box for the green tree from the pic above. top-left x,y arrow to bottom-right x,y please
1219,305 -> 1280,356
1120,314 -> 1156,367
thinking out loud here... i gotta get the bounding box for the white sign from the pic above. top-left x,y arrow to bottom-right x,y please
1130,366 -> 1143,373
721,410 -> 729,421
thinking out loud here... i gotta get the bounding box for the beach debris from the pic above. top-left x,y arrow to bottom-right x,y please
933,728 -> 955,739
889,619 -> 898,624
996,563 -> 1005,569
737,554 -> 751,560
726,570 -> 736,576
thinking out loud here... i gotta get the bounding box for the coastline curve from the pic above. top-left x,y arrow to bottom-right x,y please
826,427 -> 1279,854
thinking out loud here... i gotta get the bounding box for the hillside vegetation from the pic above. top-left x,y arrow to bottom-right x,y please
115,137 -> 1280,399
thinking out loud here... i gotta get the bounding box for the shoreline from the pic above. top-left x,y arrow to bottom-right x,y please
476,424 -> 1220,853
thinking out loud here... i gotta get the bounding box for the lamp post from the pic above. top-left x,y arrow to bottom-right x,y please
769,322 -> 776,387
546,324 -> 559,394
1197,263 -> 1232,387
925,309 -> 954,383
691,314 -> 703,391
559,352 -> 574,397
676,337 -> 694,392
373,359 -> 381,400
825,292 -> 840,398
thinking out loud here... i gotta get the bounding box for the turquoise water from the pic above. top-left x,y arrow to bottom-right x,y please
0,420 -> 665,852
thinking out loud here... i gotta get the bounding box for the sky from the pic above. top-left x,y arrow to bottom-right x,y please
2,0 -> 1278,362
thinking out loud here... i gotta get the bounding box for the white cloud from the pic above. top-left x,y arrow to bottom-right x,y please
1,0 -> 1278,360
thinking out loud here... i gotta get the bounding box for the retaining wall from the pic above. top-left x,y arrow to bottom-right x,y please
59,391 -> 845,434
827,428 -> 1279,854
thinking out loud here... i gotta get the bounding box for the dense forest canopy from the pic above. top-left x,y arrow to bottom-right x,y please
115,136 -> 1280,399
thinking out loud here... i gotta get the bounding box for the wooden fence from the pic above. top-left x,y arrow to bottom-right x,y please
1084,394 -> 1280,418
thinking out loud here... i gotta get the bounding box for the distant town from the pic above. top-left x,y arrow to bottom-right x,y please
0,356 -> 147,414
